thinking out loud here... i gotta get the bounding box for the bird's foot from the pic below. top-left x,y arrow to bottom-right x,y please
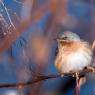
76,72 -> 79,80
86,66 -> 95,72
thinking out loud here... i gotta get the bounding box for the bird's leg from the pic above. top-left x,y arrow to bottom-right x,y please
86,66 -> 95,72
75,72 -> 79,95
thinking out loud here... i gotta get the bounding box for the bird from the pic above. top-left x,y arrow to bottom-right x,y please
55,31 -> 93,73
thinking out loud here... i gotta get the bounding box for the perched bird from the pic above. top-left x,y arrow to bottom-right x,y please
55,31 -> 93,73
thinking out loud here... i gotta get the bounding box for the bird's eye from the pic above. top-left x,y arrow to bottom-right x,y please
62,36 -> 68,40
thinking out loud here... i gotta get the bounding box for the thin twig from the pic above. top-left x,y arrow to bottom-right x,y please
0,67 -> 95,88
75,73 -> 79,95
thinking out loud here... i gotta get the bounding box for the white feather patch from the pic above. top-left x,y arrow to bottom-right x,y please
61,49 -> 92,73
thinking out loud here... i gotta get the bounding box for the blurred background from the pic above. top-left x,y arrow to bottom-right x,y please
0,0 -> 95,95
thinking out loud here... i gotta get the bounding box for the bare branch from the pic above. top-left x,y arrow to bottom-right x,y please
0,67 -> 95,88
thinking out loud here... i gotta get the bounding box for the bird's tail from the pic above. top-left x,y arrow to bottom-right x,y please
92,40 -> 95,50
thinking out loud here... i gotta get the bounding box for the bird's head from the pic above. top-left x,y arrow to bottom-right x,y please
56,31 -> 81,43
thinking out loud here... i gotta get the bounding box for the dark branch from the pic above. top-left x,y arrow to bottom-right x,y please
0,67 -> 95,88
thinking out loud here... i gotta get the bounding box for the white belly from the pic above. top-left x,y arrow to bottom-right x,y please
60,50 -> 92,73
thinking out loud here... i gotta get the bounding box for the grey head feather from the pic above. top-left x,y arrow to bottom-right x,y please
58,31 -> 81,42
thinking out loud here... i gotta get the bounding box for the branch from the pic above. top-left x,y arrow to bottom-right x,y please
0,67 -> 95,88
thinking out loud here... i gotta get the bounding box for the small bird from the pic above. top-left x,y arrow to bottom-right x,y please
55,31 -> 93,73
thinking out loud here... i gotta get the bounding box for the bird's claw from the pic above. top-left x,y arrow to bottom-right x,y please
86,66 -> 95,72
76,72 -> 79,80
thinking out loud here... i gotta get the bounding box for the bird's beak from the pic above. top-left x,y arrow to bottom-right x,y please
53,37 -> 59,41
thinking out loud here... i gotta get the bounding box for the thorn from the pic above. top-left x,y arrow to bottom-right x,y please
61,74 -> 64,78
18,85 -> 22,89
72,74 -> 75,77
